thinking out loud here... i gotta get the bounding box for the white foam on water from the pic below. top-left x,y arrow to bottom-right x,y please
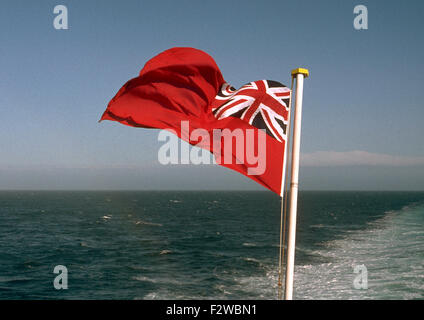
135,220 -> 163,227
242,257 -> 262,264
132,275 -> 183,286
132,276 -> 158,283
242,242 -> 257,247
230,204 -> 424,300
141,290 -> 197,300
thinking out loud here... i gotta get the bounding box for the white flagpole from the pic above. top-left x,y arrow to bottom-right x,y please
284,68 -> 309,300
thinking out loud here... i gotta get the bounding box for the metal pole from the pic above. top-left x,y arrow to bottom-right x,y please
284,68 -> 309,300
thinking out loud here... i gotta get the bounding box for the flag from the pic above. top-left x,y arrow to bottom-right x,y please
100,47 -> 291,195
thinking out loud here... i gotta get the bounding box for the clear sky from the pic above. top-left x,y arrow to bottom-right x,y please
0,0 -> 423,190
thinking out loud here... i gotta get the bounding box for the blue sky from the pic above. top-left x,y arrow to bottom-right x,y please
0,0 -> 423,190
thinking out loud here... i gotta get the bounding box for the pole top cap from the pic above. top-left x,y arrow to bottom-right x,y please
291,68 -> 309,78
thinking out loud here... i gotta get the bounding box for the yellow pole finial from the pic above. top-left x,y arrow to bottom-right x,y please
291,68 -> 309,78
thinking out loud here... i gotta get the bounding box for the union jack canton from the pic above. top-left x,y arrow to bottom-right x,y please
211,80 -> 291,143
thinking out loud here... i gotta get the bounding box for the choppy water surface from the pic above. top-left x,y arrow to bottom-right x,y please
0,191 -> 422,299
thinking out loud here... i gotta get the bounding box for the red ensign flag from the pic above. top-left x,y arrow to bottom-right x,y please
100,47 -> 291,195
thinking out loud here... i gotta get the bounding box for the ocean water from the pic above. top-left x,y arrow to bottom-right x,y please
0,191 -> 423,300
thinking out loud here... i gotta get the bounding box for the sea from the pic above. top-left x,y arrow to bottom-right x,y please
0,191 -> 423,300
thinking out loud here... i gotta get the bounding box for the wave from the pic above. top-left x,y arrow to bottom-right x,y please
0,276 -> 33,284
132,276 -> 158,283
135,220 -> 163,227
132,275 -> 183,286
225,203 -> 424,300
242,242 -> 257,247
241,257 -> 262,264
299,204 -> 424,299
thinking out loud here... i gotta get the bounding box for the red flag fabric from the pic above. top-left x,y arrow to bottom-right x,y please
100,47 -> 291,195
